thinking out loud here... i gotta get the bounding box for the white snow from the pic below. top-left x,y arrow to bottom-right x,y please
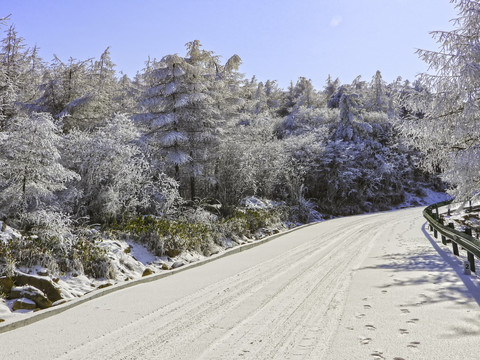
1,208 -> 479,359
239,196 -> 282,209
0,221 -> 22,242
402,188 -> 452,208
126,240 -> 156,265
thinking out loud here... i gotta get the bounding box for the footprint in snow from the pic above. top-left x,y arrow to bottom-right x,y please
400,308 -> 410,314
407,341 -> 420,349
407,318 -> 419,324
370,350 -> 385,359
399,328 -> 409,335
355,313 -> 366,319
365,325 -> 376,331
359,336 -> 372,345
364,304 -> 372,310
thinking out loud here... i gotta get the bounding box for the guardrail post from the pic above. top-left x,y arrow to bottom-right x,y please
438,218 -> 447,244
465,228 -> 472,236
433,227 -> 438,239
446,223 -> 459,255
468,252 -> 476,273
452,241 -> 460,256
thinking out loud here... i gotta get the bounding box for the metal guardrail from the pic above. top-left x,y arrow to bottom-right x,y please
423,200 -> 480,273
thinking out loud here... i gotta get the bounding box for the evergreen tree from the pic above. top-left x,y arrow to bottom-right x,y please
368,70 -> 388,112
137,40 -> 231,200
0,26 -> 29,130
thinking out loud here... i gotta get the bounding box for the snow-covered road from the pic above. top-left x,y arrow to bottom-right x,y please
1,207 -> 480,359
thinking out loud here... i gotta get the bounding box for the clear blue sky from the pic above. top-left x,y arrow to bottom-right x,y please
2,0 -> 457,89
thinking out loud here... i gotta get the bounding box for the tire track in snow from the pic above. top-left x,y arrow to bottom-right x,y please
57,213 -> 387,360
197,217 -> 382,360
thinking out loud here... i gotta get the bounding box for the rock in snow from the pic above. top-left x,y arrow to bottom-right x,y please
171,261 -> 185,269
11,298 -> 37,311
8,286 -> 52,309
142,268 -> 154,277
12,273 -> 62,303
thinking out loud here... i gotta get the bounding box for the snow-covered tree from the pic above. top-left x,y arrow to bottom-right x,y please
71,47 -> 120,129
0,112 -> 79,225
368,70 -> 389,112
136,40 -> 230,200
0,26 -> 30,130
407,0 -> 480,200
62,114 -> 177,222
324,75 -> 340,99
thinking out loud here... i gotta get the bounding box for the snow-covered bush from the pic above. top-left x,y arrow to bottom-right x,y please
20,210 -> 74,247
61,114 -> 179,223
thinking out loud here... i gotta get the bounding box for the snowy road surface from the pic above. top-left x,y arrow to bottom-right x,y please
1,207 -> 480,359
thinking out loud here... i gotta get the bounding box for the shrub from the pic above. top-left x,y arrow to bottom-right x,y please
118,216 -> 213,256
0,231 -> 114,279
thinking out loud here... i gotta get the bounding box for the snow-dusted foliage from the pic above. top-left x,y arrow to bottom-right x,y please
0,26 -> 43,130
404,0 -> 480,200
136,40 -> 241,200
0,112 -> 79,225
61,114 -> 178,222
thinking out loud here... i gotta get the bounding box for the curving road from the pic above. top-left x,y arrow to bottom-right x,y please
1,207 -> 479,360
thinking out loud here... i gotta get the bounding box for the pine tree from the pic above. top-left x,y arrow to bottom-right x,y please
136,40 -> 230,200
0,26 -> 29,130
37,55 -> 91,129
369,70 -> 388,112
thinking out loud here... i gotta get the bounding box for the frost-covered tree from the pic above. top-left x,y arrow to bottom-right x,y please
0,26 -> 30,130
0,112 -> 79,225
334,92 -> 364,141
407,0 -> 480,200
215,139 -> 257,206
291,77 -> 318,109
37,55 -> 91,128
116,73 -> 142,114
62,114 -> 178,222
276,106 -> 336,138
69,47 -> 120,129
137,40 -> 231,200
324,75 -> 340,99
36,49 -> 121,131
368,70 -> 389,112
